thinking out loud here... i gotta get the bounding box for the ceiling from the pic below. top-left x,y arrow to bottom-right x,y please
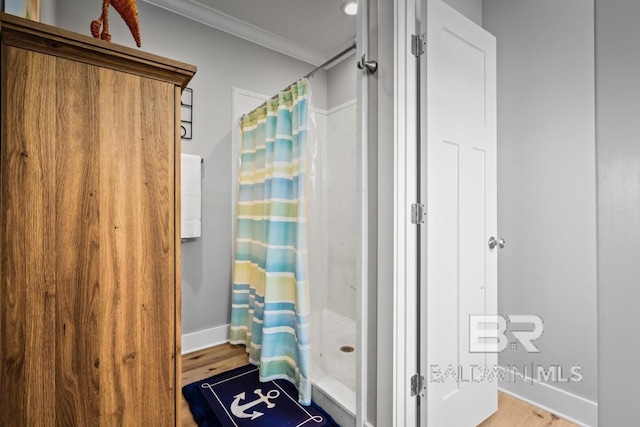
144,0 -> 356,65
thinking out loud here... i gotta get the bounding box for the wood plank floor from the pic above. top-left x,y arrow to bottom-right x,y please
181,343 -> 577,427
181,343 -> 249,427
479,392 -> 577,427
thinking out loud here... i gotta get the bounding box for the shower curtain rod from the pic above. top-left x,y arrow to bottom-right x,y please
304,41 -> 357,79
245,42 -> 357,116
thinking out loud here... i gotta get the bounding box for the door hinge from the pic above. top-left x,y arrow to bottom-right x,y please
411,33 -> 426,57
411,374 -> 426,397
411,203 -> 426,224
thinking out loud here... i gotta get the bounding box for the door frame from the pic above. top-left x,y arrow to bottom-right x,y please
356,0 -> 370,425
392,0 -> 420,425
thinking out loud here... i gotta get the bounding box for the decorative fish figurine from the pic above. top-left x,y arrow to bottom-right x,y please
91,0 -> 141,48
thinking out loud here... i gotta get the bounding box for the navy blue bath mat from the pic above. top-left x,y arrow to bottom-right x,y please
182,364 -> 340,427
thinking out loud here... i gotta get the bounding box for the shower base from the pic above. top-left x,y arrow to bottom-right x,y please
312,309 -> 356,425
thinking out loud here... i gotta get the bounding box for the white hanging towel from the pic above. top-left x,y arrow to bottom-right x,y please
181,153 -> 202,239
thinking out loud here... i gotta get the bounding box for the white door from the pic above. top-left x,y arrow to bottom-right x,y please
419,1 -> 497,425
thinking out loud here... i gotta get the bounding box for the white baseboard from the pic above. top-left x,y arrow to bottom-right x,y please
181,324 -> 230,354
499,366 -> 598,427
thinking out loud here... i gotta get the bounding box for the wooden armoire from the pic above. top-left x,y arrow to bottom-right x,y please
0,13 -> 196,425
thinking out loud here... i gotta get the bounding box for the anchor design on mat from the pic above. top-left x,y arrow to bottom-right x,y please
230,388 -> 280,420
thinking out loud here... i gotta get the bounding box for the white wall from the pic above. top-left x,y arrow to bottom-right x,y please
54,0 -> 327,344
595,1 -> 640,425
328,53 -> 357,108
445,0 -> 482,25
483,0 -> 598,424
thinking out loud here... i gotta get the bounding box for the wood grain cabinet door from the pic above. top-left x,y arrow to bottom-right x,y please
1,45 -> 179,426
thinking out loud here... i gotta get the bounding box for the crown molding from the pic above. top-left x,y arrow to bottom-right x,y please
141,0 -> 326,66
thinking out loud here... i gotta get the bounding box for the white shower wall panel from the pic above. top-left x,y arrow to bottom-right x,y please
326,100 -> 358,321
309,111 -> 329,311
309,110 -> 329,374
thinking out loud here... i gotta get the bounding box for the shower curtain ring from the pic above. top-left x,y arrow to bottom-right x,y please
357,54 -> 378,74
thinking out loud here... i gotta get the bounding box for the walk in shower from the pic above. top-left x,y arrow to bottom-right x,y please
231,49 -> 359,418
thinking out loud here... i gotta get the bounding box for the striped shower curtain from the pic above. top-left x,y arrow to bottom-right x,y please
230,79 -> 313,405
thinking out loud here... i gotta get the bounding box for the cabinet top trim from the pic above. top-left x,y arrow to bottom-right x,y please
0,12 -> 196,89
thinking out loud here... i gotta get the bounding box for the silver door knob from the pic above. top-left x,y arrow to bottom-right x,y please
488,237 -> 506,249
